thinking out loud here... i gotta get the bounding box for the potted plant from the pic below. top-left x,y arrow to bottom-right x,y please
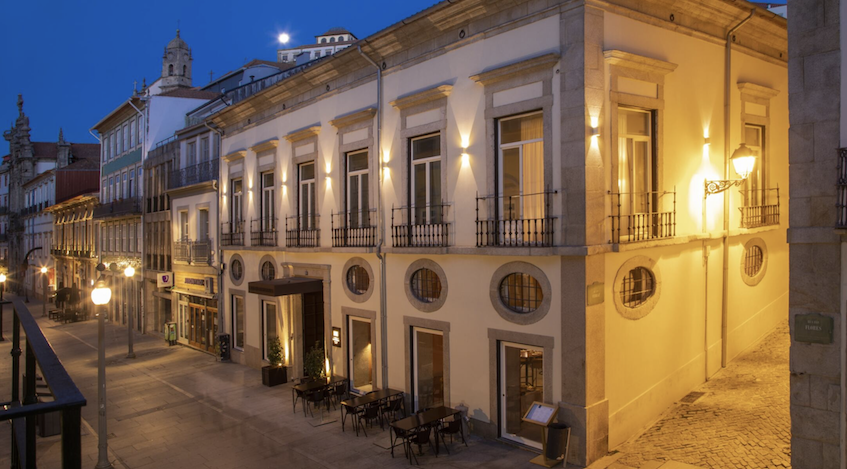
304,341 -> 326,381
262,338 -> 287,387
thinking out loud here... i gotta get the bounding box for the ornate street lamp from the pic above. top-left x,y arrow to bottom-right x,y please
0,273 -> 7,301
91,279 -> 113,469
40,267 -> 48,317
124,266 -> 136,359
704,144 -> 757,196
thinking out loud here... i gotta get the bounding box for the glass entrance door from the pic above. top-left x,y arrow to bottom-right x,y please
499,342 -> 544,449
412,327 -> 444,412
263,301 -> 279,362
348,316 -> 373,394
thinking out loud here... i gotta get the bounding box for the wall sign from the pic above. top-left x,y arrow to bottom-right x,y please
586,282 -> 604,306
794,313 -> 833,344
157,272 -> 174,288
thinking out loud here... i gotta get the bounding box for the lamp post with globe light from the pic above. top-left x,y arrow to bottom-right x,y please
0,273 -> 7,301
124,266 -> 136,359
40,266 -> 48,317
91,279 -> 114,469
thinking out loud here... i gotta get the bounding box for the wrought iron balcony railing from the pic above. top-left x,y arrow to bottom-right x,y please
1,298 -> 86,467
286,215 -> 320,248
173,239 -> 211,265
475,190 -> 556,247
221,221 -> 245,247
251,218 -> 278,247
331,209 -> 377,247
738,187 -> 780,229
610,189 -> 676,244
191,239 -> 212,264
93,197 -> 142,219
391,204 -> 450,248
174,239 -> 191,263
169,159 -> 219,190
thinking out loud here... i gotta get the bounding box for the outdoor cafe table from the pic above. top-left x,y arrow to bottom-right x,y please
291,375 -> 347,414
388,406 -> 461,458
339,388 -> 404,433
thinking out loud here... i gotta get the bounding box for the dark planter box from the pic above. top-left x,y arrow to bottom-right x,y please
262,366 -> 287,387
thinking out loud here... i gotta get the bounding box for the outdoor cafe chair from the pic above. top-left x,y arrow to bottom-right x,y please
331,380 -> 349,407
380,395 -> 404,422
360,402 -> 383,435
407,425 -> 436,465
437,415 -> 467,454
293,388 -> 309,415
306,389 -> 329,418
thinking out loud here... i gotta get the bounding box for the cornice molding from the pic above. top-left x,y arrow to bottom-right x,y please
285,125 -> 321,143
329,107 -> 377,129
470,53 -> 560,86
737,82 -> 780,99
390,85 -> 453,109
604,50 -> 678,75
249,139 -> 279,153
222,150 -> 246,163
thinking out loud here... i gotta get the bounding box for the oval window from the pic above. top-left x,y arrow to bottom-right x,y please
231,259 -> 243,281
410,268 -> 442,303
744,245 -> 764,277
620,267 -> 655,308
499,273 -> 544,313
346,265 -> 370,295
261,261 -> 275,281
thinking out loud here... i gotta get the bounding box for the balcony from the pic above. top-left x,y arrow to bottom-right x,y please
169,159 -> 219,190
174,239 -> 191,263
331,210 -> 377,247
475,191 -> 556,248
285,215 -> 320,248
221,221 -> 245,247
391,204 -> 450,248
251,218 -> 278,247
738,188 -> 780,229
93,197 -> 142,219
609,190 -> 676,244
192,239 -> 212,264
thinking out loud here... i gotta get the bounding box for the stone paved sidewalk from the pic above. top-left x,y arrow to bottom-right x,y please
608,324 -> 791,469
0,298 -> 561,469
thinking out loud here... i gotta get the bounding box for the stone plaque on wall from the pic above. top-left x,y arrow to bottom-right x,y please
586,282 -> 604,306
794,313 -> 834,344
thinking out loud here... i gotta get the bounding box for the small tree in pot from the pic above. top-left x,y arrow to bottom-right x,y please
262,338 -> 287,387
304,341 -> 326,381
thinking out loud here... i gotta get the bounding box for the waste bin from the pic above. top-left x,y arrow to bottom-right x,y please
219,334 -> 231,361
544,423 -> 570,461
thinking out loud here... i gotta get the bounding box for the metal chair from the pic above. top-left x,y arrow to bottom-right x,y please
306,389 -> 329,417
437,416 -> 467,454
331,380 -> 349,407
408,425 -> 436,464
360,402 -> 383,436
380,395 -> 404,423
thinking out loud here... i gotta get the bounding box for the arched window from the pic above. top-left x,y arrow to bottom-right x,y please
182,65 -> 187,76
338,36 -> 344,41
320,38 -> 326,43
329,37 -> 336,43
168,64 -> 174,76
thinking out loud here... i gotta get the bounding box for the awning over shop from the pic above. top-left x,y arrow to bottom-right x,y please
248,277 -> 322,297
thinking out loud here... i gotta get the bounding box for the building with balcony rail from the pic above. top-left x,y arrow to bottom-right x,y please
47,192 -> 99,292
209,2 -> 788,466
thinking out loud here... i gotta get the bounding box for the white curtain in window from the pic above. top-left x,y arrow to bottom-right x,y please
521,115 -> 544,244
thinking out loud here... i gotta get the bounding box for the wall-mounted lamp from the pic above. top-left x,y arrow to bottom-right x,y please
704,137 -> 711,146
704,143 -> 756,196
590,127 -> 600,138
331,327 -> 341,348
460,135 -> 470,149
461,152 -> 470,168
382,150 -> 390,164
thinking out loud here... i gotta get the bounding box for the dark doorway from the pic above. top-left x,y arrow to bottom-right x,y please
302,291 -> 325,373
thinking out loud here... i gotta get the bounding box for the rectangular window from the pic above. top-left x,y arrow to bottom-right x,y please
117,127 -> 123,155
198,209 -> 209,240
616,107 -> 656,216
118,224 -> 124,252
109,177 -> 114,202
129,119 -> 135,148
346,150 -> 369,228
122,172 -> 128,198
109,225 -> 114,252
412,327 -> 444,412
136,118 -> 143,147
299,163 -> 316,230
745,124 -> 766,206
200,137 -> 210,163
410,133 -> 441,224
179,211 -> 189,240
137,223 -> 142,252
123,123 -> 129,152
128,169 -> 135,198
110,132 -> 116,159
129,221 -> 135,252
231,178 -> 243,230
261,172 -> 274,232
187,141 -> 197,167
232,295 -> 244,349
497,112 -> 545,245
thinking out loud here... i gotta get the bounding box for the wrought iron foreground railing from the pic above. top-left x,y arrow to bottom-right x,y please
331,210 -> 377,247
1,298 -> 86,468
738,187 -> 780,229
475,191 -> 556,247
610,189 -> 676,244
391,204 -> 450,247
286,215 -> 320,247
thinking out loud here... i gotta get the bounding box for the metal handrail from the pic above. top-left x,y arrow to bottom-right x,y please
1,298 -> 86,467
475,189 -> 557,247
169,159 -> 220,190
331,209 -> 377,247
285,215 -> 320,247
391,204 -> 450,247
221,221 -> 245,246
738,186 -> 780,229
609,189 -> 676,244
250,218 -> 278,247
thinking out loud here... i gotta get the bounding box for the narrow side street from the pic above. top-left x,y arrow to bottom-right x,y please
600,324 -> 791,469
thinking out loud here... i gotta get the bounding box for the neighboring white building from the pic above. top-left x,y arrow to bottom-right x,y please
277,27 -> 357,64
212,0 -> 788,466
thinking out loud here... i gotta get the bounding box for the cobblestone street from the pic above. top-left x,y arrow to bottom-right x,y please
604,324 -> 791,469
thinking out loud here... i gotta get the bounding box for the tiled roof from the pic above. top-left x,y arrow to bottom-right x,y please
32,142 -> 58,159
61,157 -> 100,170
70,143 -> 100,160
319,27 -> 352,36
243,59 -> 296,71
158,88 -> 221,100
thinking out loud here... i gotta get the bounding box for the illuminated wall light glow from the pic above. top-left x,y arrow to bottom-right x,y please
383,150 -> 390,164
461,152 -> 470,168
325,162 -> 331,174
589,116 -> 599,129
460,135 -> 470,149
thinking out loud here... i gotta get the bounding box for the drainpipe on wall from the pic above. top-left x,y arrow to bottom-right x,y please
721,9 -> 755,369
128,97 -> 146,339
357,44 -> 388,390
204,120 -> 225,357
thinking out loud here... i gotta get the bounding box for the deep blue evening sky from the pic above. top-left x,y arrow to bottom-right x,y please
0,0 -> 438,149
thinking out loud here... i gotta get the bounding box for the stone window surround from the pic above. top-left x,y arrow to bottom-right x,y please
229,253 -> 245,286
228,288 -> 247,351
605,50 -> 677,227
342,256 -> 374,303
285,125 -> 322,218
738,82 -> 779,203
471,53 -> 559,208
259,254 -> 277,280
612,255 -> 663,320
391,85 -> 452,213
342,306 -> 378,394
251,140 -> 280,226
404,258 -> 449,313
403,316 -> 451,410
330,108 -> 376,220
740,237 -> 768,286
489,261 -> 552,325
487,328 -> 554,433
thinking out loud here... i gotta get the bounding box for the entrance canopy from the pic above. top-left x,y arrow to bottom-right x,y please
248,277 -> 322,297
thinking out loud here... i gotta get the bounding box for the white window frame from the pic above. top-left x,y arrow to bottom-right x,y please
410,133 -> 442,225
346,149 -> 369,228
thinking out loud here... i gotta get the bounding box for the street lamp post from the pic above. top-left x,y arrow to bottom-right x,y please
124,266 -> 135,359
1,273 -> 7,301
91,280 -> 113,469
40,266 -> 48,317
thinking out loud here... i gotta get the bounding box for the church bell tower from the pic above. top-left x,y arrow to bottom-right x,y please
160,29 -> 192,91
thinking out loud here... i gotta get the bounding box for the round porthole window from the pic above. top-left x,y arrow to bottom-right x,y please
231,259 -> 243,281
740,238 -> 768,286
404,259 -> 448,312
261,261 -> 275,281
346,265 -> 369,294
411,268 -> 442,303
613,256 -> 662,320
499,273 -> 544,313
